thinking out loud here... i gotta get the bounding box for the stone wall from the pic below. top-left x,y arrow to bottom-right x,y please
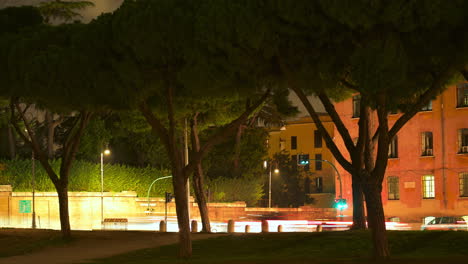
0,186 -> 337,230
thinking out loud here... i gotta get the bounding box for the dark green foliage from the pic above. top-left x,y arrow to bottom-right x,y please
208,175 -> 263,206
204,127 -> 267,180
75,117 -> 112,161
0,6 -> 43,35
270,152 -> 313,208
0,159 -> 261,203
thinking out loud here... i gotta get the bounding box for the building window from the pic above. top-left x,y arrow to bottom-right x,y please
352,95 -> 361,118
387,176 -> 400,200
457,83 -> 468,108
420,100 -> 433,111
314,130 -> 322,148
388,136 -> 398,158
458,129 -> 468,154
422,175 -> 435,199
315,177 -> 323,193
291,136 -> 297,150
421,132 -> 433,156
460,172 -> 468,197
315,154 -> 322,171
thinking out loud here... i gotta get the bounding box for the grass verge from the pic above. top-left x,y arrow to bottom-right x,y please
87,230 -> 468,264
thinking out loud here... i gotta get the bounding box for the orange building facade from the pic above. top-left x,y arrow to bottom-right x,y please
333,83 -> 468,223
268,115 -> 338,207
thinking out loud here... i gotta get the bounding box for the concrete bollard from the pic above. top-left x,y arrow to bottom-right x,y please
245,225 -> 250,233
261,220 -> 269,233
277,225 -> 283,233
159,221 -> 167,232
228,220 -> 235,233
316,224 -> 322,232
191,220 -> 198,233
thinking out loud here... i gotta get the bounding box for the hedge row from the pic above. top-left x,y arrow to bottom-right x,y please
0,160 -> 263,205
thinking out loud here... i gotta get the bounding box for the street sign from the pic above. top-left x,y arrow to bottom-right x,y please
19,200 -> 31,213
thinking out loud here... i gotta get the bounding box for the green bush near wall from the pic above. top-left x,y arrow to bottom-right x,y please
208,174 -> 263,206
0,159 -> 172,197
0,160 -> 263,205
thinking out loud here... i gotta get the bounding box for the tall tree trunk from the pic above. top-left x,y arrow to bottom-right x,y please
232,124 -> 243,176
351,173 -> 366,229
190,114 -> 211,233
56,182 -> 71,239
45,111 -> 60,159
172,169 -> 192,258
363,181 -> 389,259
193,162 -> 211,232
7,124 -> 16,159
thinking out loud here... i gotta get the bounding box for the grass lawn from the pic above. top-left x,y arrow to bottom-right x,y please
87,230 -> 468,264
0,228 -> 66,257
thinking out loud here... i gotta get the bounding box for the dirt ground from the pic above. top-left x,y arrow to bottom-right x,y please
0,228 -> 222,264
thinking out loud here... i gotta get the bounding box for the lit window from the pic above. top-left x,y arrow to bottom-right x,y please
388,136 -> 398,158
352,95 -> 361,118
421,132 -> 433,156
458,129 -> 468,154
387,176 -> 399,200
457,83 -> 468,108
422,175 -> 435,199
460,172 -> 468,197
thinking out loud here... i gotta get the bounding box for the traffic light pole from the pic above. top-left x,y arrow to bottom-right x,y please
146,176 -> 173,213
165,195 -> 168,223
307,159 -> 342,199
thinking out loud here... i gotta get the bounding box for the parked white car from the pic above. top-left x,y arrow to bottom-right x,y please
421,216 -> 468,231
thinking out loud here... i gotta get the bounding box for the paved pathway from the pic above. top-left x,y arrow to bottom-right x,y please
0,231 -> 222,264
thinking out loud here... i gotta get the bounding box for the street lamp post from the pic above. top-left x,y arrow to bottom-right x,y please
266,161 -> 279,208
32,151 -> 36,229
100,149 -> 110,224
307,158 -> 345,216
306,158 -> 342,199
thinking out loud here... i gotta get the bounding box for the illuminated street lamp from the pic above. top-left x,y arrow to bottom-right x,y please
264,161 -> 280,208
100,148 -> 110,224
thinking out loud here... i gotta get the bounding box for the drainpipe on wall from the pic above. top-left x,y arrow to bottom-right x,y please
440,94 -> 447,209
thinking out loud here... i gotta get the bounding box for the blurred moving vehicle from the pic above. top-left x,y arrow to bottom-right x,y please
421,216 -> 468,231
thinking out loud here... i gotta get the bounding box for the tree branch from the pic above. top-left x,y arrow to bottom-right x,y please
10,99 -> 60,185
186,89 -> 271,175
318,92 -> 356,155
372,95 -> 390,184
138,100 -> 171,152
461,69 -> 468,81
389,66 -> 457,139
60,111 -> 93,182
290,85 -> 353,172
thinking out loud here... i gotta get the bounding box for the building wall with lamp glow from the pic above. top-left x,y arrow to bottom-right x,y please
333,83 -> 468,223
267,115 -> 337,207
